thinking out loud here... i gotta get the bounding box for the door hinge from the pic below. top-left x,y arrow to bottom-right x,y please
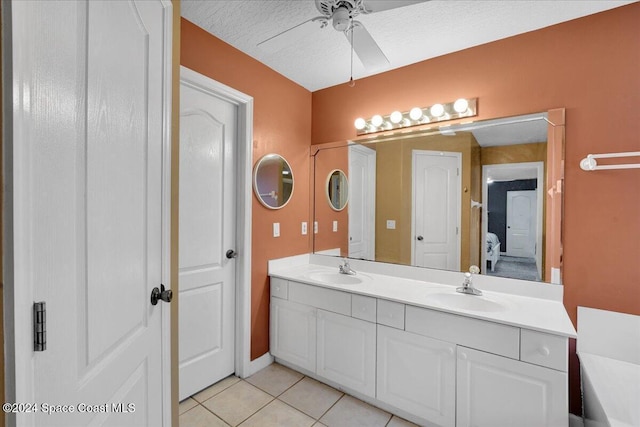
456,226 -> 459,235
34,301 -> 46,352
457,168 -> 459,176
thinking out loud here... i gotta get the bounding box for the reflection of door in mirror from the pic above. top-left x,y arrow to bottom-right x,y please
412,150 -> 461,270
349,145 -> 376,260
483,161 -> 545,282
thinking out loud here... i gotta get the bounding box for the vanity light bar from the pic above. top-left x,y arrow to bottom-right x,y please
354,98 -> 478,135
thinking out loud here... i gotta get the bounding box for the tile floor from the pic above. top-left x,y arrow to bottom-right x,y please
179,363 -> 419,427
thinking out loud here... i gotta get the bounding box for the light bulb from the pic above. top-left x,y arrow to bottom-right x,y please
430,103 -> 445,117
354,117 -> 366,130
371,115 -> 383,127
409,107 -> 423,121
453,98 -> 469,113
390,111 -> 403,124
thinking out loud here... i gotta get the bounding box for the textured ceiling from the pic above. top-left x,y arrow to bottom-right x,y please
181,0 -> 633,91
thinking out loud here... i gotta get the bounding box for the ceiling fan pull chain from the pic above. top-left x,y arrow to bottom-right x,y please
349,17 -> 355,87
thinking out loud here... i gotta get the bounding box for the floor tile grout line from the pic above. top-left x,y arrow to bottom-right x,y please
273,395 -> 322,423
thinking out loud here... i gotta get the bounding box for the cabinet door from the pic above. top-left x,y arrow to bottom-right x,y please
317,309 -> 376,397
457,347 -> 567,427
270,298 -> 316,372
377,325 -> 456,427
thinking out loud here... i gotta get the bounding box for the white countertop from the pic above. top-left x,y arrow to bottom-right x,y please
269,256 -> 577,338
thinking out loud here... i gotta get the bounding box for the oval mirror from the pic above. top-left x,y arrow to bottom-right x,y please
326,169 -> 348,211
253,154 -> 294,209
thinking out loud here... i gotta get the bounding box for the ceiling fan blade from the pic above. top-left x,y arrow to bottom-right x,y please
363,0 -> 429,14
345,21 -> 390,71
257,18 -> 325,54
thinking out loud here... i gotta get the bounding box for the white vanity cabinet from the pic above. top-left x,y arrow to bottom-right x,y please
377,325 -> 456,427
270,297 -> 316,372
317,309 -> 376,397
269,275 -> 570,427
456,346 -> 567,427
270,278 -> 376,397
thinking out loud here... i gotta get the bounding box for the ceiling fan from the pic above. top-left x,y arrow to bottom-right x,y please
257,0 -> 429,72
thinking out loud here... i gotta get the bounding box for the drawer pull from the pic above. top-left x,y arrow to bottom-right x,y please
538,346 -> 550,357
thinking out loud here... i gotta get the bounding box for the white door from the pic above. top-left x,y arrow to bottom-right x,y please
506,190 -> 537,257
179,71 -> 237,400
10,1 -> 172,425
348,145 -> 376,260
412,151 -> 461,270
456,347 -> 567,427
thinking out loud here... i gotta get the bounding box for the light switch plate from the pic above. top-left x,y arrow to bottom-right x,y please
273,222 -> 280,237
333,220 -> 338,232
386,220 -> 396,230
301,222 -> 308,235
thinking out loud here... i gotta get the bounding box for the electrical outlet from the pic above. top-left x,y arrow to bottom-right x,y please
273,222 -> 280,237
301,222 -> 308,235
314,221 -> 318,234
333,220 -> 338,232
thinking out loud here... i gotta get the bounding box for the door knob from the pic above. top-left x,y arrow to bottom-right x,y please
417,235 -> 424,241
150,284 -> 172,305
226,249 -> 237,259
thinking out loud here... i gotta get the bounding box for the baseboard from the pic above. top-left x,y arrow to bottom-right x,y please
569,413 -> 584,427
241,352 -> 274,378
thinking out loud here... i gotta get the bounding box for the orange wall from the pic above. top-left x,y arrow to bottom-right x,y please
311,3 -> 640,414
181,19 -> 312,359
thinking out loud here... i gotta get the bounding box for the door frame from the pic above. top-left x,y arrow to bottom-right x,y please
179,66 -> 254,379
481,162 -> 544,278
410,150 -> 462,269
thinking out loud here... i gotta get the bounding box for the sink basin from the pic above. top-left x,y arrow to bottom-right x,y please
428,292 -> 509,313
305,271 -> 369,285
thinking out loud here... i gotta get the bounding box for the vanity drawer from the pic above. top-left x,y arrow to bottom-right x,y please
520,329 -> 568,372
405,306 -> 520,359
352,295 -> 376,323
270,277 -> 288,299
377,300 -> 405,330
288,281 -> 351,316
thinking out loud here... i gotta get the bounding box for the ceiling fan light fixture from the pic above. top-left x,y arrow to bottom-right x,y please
332,6 -> 351,31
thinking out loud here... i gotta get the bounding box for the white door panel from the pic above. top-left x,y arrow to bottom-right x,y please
348,145 -> 376,260
507,190 -> 537,257
412,151 -> 461,270
179,76 -> 237,400
11,1 -> 172,425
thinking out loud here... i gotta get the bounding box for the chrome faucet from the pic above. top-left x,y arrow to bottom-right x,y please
338,258 -> 356,275
457,266 -> 482,296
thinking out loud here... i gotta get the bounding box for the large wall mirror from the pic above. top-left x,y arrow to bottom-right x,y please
312,110 -> 565,285
254,154 -> 294,209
